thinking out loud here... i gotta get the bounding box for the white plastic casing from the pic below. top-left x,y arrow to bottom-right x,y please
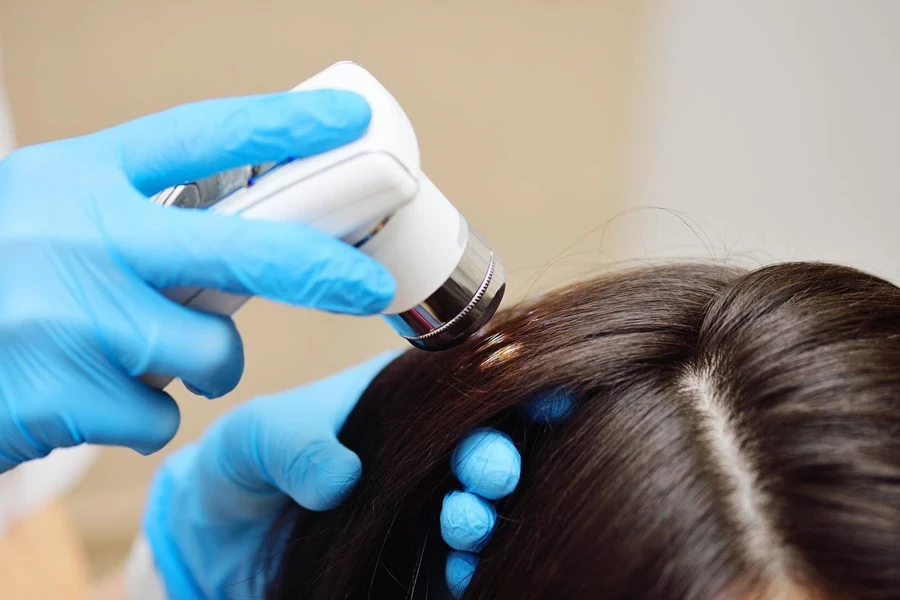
193,61 -> 467,315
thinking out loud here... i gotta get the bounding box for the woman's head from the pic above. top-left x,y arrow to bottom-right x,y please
265,262 -> 900,599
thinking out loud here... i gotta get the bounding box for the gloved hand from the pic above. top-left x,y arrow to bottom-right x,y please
442,389 -> 573,598
0,89 -> 394,471
143,350 -> 546,599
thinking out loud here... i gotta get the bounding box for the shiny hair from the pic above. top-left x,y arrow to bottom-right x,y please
264,262 -> 900,599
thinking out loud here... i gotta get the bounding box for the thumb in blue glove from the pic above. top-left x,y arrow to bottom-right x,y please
144,351 -> 398,600
0,89 -> 394,471
145,350 -> 544,599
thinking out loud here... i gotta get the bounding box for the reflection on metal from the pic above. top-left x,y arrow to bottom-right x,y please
150,160 -> 291,210
383,225 -> 507,351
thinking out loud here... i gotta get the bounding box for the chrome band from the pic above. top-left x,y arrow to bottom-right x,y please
382,224 -> 506,351
149,161 -> 289,210
149,159 -> 504,353
151,184 -> 194,207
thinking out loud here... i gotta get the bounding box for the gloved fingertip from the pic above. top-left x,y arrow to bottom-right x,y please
184,378 -> 238,400
452,428 -> 521,500
129,397 -> 181,456
292,441 -> 363,511
267,89 -> 371,158
446,551 -> 478,599
184,382 -> 213,398
313,89 -> 372,134
268,231 -> 395,315
441,491 -> 496,552
330,263 -> 396,316
131,423 -> 178,455
368,267 -> 397,311
132,439 -> 168,457
523,388 -> 575,424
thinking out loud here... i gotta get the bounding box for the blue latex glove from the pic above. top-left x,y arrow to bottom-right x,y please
442,389 -> 574,598
145,350 -> 539,599
0,90 -> 395,471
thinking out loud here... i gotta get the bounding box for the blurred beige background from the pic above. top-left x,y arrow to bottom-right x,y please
0,0 -> 643,581
2,1 -> 899,595
623,1 -> 900,283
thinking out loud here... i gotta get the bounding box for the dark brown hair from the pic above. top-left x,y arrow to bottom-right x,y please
265,262 -> 900,599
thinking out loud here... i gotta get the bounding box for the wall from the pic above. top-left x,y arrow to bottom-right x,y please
0,0 -> 641,573
623,0 -> 900,280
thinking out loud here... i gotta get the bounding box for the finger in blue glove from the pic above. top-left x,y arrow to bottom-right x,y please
440,389 -> 575,596
451,427 -> 521,500
0,87 -> 396,468
446,551 -> 479,600
522,387 -> 576,424
441,491 -> 497,552
143,350 -> 402,600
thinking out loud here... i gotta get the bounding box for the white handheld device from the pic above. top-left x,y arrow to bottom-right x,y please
141,61 -> 506,390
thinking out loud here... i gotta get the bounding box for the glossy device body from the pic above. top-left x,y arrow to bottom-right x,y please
142,62 -> 505,390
